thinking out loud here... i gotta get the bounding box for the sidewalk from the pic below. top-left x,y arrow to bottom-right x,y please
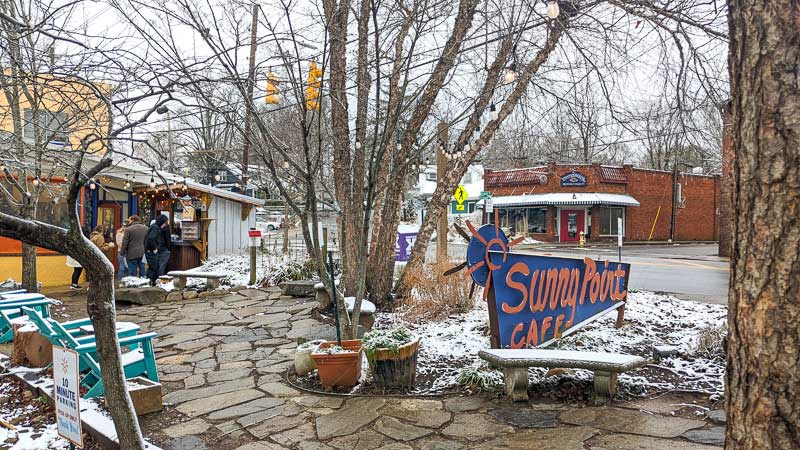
24,288 -> 727,449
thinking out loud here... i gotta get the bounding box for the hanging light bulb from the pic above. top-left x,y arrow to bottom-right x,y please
490,103 -> 499,121
0,162 -> 5,172
213,173 -> 221,182
89,179 -> 97,190
149,174 -> 156,189
282,161 -> 290,169
464,144 -> 470,153
504,63 -> 517,83
546,1 -> 560,19
32,177 -> 39,186
355,141 -> 361,150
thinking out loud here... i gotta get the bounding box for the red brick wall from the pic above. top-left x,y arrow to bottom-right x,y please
485,163 -> 720,242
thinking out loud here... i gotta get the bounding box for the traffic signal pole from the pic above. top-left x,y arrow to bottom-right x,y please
242,2 -> 258,187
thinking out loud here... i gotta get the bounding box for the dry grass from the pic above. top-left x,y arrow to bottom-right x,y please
694,323 -> 727,357
400,261 -> 476,322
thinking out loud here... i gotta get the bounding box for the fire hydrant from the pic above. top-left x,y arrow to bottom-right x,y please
579,231 -> 586,247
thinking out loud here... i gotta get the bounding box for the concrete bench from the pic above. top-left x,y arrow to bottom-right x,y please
167,271 -> 227,290
479,349 -> 648,401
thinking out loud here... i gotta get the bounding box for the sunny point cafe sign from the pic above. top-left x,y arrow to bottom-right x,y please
465,222 -> 630,348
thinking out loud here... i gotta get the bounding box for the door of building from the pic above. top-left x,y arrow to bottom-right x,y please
559,209 -> 584,242
97,203 -> 121,270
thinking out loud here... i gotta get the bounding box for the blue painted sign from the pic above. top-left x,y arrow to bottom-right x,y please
465,223 -> 630,348
560,170 -> 587,187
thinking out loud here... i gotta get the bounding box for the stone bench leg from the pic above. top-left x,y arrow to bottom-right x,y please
593,371 -> 618,397
207,278 -> 220,289
503,367 -> 529,402
173,277 -> 187,289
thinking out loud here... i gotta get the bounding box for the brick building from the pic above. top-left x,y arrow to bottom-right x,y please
480,163 -> 721,243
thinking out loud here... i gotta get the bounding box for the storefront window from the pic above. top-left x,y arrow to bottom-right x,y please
527,208 -> 546,233
599,207 -> 624,236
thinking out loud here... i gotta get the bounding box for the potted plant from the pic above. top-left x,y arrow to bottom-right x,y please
310,339 -> 363,388
362,327 -> 420,387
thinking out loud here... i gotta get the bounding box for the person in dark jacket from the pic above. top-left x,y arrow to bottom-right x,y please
157,215 -> 172,278
121,215 -> 148,278
144,214 -> 171,286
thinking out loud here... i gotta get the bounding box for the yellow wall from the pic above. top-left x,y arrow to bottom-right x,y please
0,254 -> 81,287
0,73 -> 111,152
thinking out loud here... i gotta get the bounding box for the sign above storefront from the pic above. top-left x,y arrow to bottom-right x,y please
560,170 -> 587,187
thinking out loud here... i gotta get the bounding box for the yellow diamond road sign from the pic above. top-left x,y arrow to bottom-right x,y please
454,185 -> 467,204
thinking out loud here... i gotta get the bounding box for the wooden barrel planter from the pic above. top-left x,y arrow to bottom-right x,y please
311,340 -> 363,388
366,338 -> 420,387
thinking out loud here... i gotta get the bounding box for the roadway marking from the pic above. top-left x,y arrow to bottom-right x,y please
522,251 -> 730,272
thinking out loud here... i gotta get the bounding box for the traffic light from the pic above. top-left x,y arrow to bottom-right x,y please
265,71 -> 279,105
305,61 -> 322,111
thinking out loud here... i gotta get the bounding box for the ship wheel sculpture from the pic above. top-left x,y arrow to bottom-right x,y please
444,209 -> 526,300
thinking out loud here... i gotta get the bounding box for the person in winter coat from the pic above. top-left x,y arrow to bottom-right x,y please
115,221 -> 128,281
144,214 -> 171,286
66,226 -> 92,289
121,215 -> 148,278
90,225 -> 116,262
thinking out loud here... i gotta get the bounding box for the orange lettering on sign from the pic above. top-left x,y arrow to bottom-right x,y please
503,262 -> 529,314
510,323 -> 526,348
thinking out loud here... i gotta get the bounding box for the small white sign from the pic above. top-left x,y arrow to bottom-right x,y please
53,346 -> 82,447
617,217 -> 623,247
486,198 -> 494,213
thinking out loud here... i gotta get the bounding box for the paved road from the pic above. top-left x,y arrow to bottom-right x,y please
436,242 -> 730,305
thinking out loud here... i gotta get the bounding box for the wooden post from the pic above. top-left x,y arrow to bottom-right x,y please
615,303 -> 626,329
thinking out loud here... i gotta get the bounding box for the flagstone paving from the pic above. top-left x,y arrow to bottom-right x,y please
117,287 -> 726,450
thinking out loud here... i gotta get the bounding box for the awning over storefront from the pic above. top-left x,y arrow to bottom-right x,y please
478,193 -> 640,208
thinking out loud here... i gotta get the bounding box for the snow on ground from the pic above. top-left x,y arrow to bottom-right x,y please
377,290 -> 727,397
0,379 -> 69,450
193,251 -> 313,287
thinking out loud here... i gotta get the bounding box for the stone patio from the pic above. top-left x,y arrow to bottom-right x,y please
106,287 -> 726,450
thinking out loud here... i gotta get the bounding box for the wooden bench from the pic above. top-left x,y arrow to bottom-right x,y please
167,271 -> 227,290
479,349 -> 648,401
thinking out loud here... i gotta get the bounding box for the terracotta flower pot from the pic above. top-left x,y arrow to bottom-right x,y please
366,338 -> 420,387
311,340 -> 363,388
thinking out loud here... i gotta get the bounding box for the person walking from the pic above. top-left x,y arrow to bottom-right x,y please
115,221 -> 129,281
66,226 -> 91,289
121,215 -> 147,278
145,214 -> 171,286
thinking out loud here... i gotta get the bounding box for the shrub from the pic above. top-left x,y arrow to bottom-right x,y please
694,323 -> 727,357
455,366 -> 502,391
401,261 -> 476,322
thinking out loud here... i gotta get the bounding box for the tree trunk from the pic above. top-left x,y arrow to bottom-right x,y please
21,242 -> 37,292
726,1 -> 800,448
84,260 -> 147,450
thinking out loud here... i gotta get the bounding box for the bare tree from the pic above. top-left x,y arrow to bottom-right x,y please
0,1 -> 202,448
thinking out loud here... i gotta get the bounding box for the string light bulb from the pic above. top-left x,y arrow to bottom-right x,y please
149,174 -> 156,189
355,141 -> 361,150
0,162 -> 5,172
490,103 -> 499,120
504,63 -> 517,83
282,161 -> 290,169
546,1 -> 560,19
32,177 -> 39,186
213,173 -> 221,182
89,180 -> 96,190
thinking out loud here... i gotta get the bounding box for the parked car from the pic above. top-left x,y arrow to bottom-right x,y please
256,219 -> 281,232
